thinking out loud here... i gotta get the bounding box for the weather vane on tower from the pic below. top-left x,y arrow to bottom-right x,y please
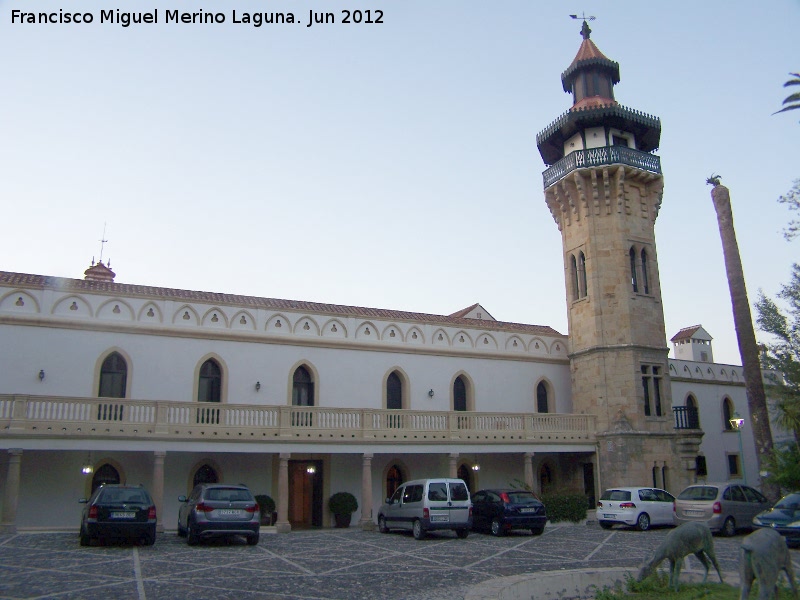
569,13 -> 596,39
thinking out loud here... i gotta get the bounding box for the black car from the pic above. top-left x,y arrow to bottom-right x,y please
752,491 -> 800,546
79,484 -> 157,546
471,489 -> 546,536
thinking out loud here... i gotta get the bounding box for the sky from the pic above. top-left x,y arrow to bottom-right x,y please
1,0 -> 797,366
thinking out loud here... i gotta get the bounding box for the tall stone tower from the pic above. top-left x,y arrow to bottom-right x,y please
536,21 -> 702,491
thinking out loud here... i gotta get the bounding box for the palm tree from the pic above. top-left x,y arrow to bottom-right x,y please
774,72 -> 800,116
708,178 -> 778,500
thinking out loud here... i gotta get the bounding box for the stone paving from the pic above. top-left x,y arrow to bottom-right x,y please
1,524 -> 797,599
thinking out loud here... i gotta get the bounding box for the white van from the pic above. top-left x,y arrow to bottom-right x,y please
377,478 -> 472,539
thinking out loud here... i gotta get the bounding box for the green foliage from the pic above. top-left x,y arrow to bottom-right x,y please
593,572 -> 740,599
778,179 -> 800,241
774,72 -> 800,118
254,494 -> 275,516
328,491 -> 358,515
539,493 -> 588,523
762,442 -> 800,493
756,264 -> 800,436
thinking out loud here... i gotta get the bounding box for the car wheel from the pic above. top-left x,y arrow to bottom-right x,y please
599,521 -> 613,530
247,533 -> 259,546
412,519 -> 425,540
79,525 -> 91,547
530,526 -> 544,536
187,522 -> 199,545
722,517 -> 736,537
378,515 -> 389,534
491,518 -> 505,537
456,528 -> 469,539
636,513 -> 651,531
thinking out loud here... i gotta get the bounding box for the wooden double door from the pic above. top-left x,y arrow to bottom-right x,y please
289,460 -> 323,528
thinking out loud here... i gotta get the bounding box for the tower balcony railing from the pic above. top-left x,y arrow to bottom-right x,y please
673,405 -> 700,430
0,394 -> 597,446
542,146 -> 662,189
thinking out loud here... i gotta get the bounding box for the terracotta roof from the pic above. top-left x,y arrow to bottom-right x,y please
670,325 -> 704,342
570,97 -> 617,111
571,38 -> 612,64
0,271 -> 564,337
449,303 -> 481,318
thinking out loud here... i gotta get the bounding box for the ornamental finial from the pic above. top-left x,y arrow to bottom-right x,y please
569,13 -> 596,39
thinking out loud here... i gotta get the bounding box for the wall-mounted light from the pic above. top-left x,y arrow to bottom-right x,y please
38,369 -> 45,382
729,412 -> 744,429
471,464 -> 481,472
306,465 -> 316,474
81,453 -> 93,475
428,389 -> 434,398
255,381 -> 261,392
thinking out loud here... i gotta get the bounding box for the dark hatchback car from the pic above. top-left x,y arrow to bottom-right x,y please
79,484 -> 157,546
178,483 -> 260,545
471,489 -> 546,536
752,491 -> 800,546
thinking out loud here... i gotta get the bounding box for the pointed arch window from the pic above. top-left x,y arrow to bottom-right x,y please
99,352 -> 127,398
198,359 -> 222,403
457,464 -> 474,492
386,464 -> 404,500
536,381 -> 549,413
629,247 -> 639,293
686,394 -> 700,429
570,254 -> 579,301
454,376 -> 467,412
539,463 -> 554,495
91,463 -> 120,494
387,372 -> 402,410
292,366 -> 314,407
722,397 -> 734,430
193,464 -> 219,488
578,251 -> 587,298
641,249 -> 650,294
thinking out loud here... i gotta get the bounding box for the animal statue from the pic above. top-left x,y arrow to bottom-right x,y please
740,528 -> 797,600
637,522 -> 724,591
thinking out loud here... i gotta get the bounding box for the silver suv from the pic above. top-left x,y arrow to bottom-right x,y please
178,483 -> 260,545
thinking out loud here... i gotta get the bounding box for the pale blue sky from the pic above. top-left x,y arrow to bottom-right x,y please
1,0 -> 797,364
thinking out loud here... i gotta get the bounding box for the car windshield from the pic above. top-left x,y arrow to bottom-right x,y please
205,488 -> 252,502
775,494 -> 800,510
678,486 -> 718,501
600,490 -> 631,501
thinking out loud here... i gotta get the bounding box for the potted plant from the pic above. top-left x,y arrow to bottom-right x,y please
254,494 -> 276,525
328,491 -> 358,528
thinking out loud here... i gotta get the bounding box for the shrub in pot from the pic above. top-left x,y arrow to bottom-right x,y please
328,492 -> 358,528
254,494 -> 276,525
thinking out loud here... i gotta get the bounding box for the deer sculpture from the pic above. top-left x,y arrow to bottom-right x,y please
740,528 -> 797,600
637,522 -> 724,591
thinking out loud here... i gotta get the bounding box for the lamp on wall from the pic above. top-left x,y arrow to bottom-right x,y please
428,389 -> 434,398
306,465 -> 316,474
81,453 -> 94,475
255,381 -> 261,392
471,464 -> 480,472
38,369 -> 45,382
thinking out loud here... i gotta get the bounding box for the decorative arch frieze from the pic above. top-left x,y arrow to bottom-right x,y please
406,326 -> 424,344
453,331 -> 473,348
201,307 -> 229,328
355,321 -> 378,341
266,313 -> 291,334
529,338 -> 548,354
52,295 -> 92,317
476,333 -> 497,349
96,299 -> 135,321
381,324 -> 404,342
173,305 -> 200,326
432,328 -> 450,347
0,290 -> 40,313
506,335 -> 525,351
293,316 -> 321,336
230,310 -> 256,331
322,318 -> 347,338
137,302 -> 163,323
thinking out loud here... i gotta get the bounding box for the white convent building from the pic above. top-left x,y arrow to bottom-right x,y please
0,23 -> 775,533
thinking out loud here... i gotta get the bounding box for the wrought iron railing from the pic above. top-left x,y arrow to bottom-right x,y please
673,406 -> 700,430
543,146 -> 662,188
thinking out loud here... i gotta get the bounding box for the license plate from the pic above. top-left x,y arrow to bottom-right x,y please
519,508 -> 537,514
430,515 -> 449,522
603,514 -> 615,519
111,512 -> 135,519
683,510 -> 705,517
217,509 -> 241,516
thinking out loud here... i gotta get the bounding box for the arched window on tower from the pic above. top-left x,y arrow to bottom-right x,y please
198,359 -> 222,403
536,381 -> 549,413
454,376 -> 467,412
578,251 -> 587,298
570,254 -> 579,301
629,247 -> 639,293
641,249 -> 650,295
292,366 -> 314,407
98,352 -> 127,398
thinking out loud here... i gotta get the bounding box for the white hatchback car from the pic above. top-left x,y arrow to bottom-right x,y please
596,487 -> 676,531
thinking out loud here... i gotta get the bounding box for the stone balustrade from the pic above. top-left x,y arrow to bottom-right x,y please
0,395 -> 596,445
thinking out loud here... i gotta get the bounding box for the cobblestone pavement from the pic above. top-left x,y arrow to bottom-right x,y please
1,524 -> 797,600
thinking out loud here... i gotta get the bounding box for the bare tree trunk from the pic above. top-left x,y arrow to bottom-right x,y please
710,183 -> 778,500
